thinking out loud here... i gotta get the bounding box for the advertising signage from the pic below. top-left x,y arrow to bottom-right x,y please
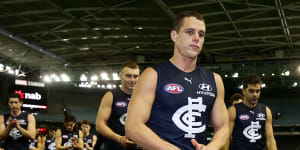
9,79 -> 47,110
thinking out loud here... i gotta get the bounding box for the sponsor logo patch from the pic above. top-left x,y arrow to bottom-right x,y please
164,83 -> 184,94
116,102 -> 127,107
239,114 -> 249,120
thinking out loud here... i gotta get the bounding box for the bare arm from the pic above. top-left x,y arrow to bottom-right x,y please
73,130 -> 83,150
17,113 -> 36,140
205,73 -> 229,149
125,67 -> 180,150
55,129 -> 72,150
222,106 -> 236,150
265,107 -> 277,150
95,91 -> 122,142
0,115 -> 12,141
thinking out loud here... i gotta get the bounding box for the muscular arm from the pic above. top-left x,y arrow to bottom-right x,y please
0,115 -> 12,141
17,113 -> 36,140
55,129 -> 72,150
125,67 -> 180,150
95,91 -> 122,143
74,130 -> 84,150
265,107 -> 277,150
205,73 -> 229,149
224,106 -> 237,150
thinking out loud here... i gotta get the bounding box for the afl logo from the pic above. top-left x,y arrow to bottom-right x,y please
164,83 -> 184,94
239,114 -> 249,120
116,102 -> 127,107
198,83 -> 212,91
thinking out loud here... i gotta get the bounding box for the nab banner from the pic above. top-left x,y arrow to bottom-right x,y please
9,79 -> 47,110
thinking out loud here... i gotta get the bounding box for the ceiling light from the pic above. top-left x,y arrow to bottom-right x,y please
103,27 -> 111,30
272,73 -> 275,76
80,74 -> 88,81
81,37 -> 88,40
112,73 -> 119,80
8,70 -> 14,74
79,47 -> 90,51
261,83 -> 266,88
292,82 -> 298,87
44,75 -> 51,83
93,28 -> 100,30
136,27 -> 143,30
115,27 -> 120,30
124,35 -> 128,38
61,74 -> 70,82
101,72 -> 110,80
232,72 -> 239,78
62,39 -> 69,41
107,84 -> 112,89
238,85 -> 243,89
284,70 -> 290,76
6,66 -> 11,71
91,75 -> 98,81
15,69 -> 19,76
0,64 -> 4,71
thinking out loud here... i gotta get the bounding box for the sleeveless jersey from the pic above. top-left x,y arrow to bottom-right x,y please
60,128 -> 79,150
3,112 -> 30,150
44,136 -> 56,150
29,138 -> 38,149
104,88 -> 140,150
83,133 -> 94,150
230,102 -> 266,150
147,60 -> 217,150
104,88 -> 130,150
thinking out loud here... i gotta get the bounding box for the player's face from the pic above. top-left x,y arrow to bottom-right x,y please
81,124 -> 90,133
172,16 -> 206,59
8,97 -> 22,112
64,121 -> 76,132
120,67 -> 140,90
243,84 -> 261,106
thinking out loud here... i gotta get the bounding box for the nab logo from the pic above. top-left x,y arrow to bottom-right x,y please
15,90 -> 42,100
164,83 -> 184,94
239,114 -> 249,120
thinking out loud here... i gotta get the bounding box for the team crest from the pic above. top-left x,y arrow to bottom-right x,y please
172,97 -> 207,138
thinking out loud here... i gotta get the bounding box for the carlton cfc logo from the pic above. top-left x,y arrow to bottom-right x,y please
164,83 -> 184,94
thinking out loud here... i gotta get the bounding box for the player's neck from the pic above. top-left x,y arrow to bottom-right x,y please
120,86 -> 133,95
83,131 -> 89,137
170,56 -> 196,72
11,110 -> 21,116
243,101 -> 257,108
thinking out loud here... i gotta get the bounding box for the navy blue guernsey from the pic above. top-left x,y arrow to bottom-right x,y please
230,102 -> 266,150
3,112 -> 30,150
105,87 -> 139,150
44,136 -> 56,150
147,60 -> 217,150
29,138 -> 38,149
60,128 -> 79,150
83,133 -> 94,150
